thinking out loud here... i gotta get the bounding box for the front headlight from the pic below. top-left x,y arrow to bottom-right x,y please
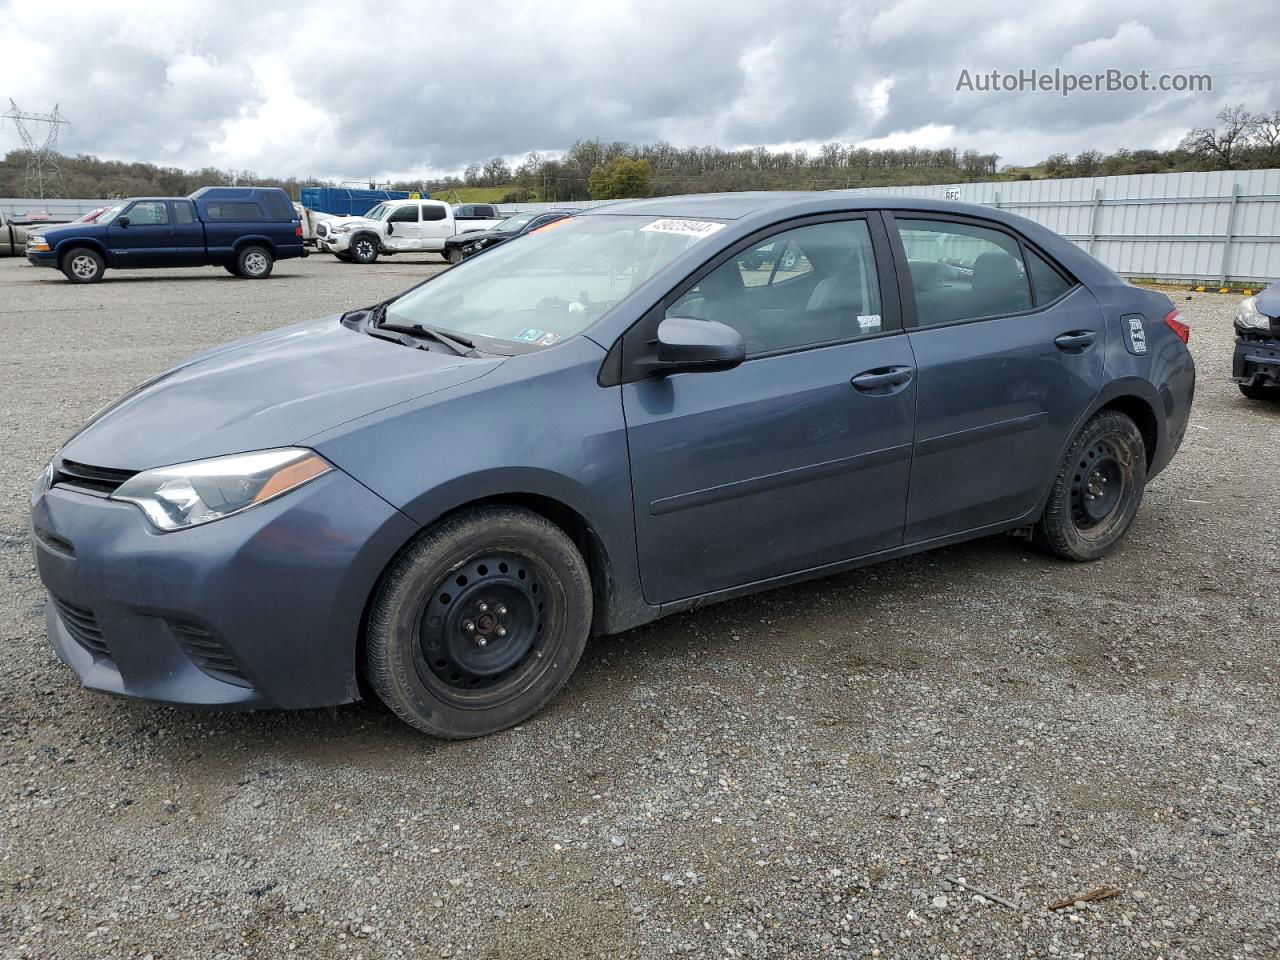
336,223 -> 354,234
1236,295 -> 1274,332
111,448 -> 331,532
27,236 -> 49,252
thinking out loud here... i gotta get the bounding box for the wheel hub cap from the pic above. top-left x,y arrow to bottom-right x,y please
419,554 -> 546,690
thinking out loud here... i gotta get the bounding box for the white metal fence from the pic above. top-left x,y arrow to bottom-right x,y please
7,168 -> 1278,282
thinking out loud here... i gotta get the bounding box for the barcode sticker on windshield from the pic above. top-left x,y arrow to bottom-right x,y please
641,219 -> 725,239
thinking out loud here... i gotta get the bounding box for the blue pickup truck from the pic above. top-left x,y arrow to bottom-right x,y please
25,186 -> 306,283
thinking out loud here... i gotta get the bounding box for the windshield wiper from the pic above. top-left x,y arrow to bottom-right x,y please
378,321 -> 480,357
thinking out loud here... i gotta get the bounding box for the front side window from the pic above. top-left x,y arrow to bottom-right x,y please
667,219 -> 883,355
386,214 -> 724,349
126,201 -> 170,226
388,205 -> 419,223
896,219 -> 1032,325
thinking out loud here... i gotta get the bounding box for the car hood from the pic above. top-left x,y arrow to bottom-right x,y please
1255,285 -> 1280,319
38,220 -> 107,241
323,215 -> 377,229
60,316 -> 503,470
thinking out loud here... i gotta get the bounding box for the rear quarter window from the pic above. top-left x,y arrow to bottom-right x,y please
205,201 -> 266,222
260,191 -> 294,221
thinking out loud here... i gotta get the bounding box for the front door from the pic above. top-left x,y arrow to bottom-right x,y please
888,214 -> 1105,543
623,215 -> 917,604
384,204 -> 422,251
106,200 -> 174,267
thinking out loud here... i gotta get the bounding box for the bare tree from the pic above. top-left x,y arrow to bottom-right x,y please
1245,109 -> 1280,160
1179,104 -> 1253,169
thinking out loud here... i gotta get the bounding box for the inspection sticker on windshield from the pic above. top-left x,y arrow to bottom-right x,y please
516,328 -> 562,346
641,218 -> 725,239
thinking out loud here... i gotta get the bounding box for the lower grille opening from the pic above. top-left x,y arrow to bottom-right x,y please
169,620 -> 251,687
51,595 -> 110,660
53,459 -> 137,496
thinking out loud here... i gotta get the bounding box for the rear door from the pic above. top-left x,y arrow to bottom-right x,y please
168,200 -> 204,265
887,213 -> 1103,543
106,200 -> 174,267
622,214 -> 917,603
420,203 -> 453,250
384,204 -> 422,251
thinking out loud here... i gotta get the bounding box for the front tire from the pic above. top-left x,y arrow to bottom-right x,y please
446,247 -> 463,264
236,245 -> 273,279
61,247 -> 105,283
1036,410 -> 1147,561
366,505 -> 592,738
1239,382 -> 1280,401
350,235 -> 379,264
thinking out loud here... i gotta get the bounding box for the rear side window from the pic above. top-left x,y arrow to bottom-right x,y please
896,219 -> 1032,326
260,191 -> 294,221
206,201 -> 265,222
422,205 -> 447,222
172,201 -> 195,225
388,205 -> 419,223
1026,247 -> 1073,303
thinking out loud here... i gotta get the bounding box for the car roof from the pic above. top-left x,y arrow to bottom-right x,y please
575,191 -> 1007,222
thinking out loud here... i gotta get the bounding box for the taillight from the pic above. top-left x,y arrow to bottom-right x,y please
295,224 -> 304,237
1163,308 -> 1190,344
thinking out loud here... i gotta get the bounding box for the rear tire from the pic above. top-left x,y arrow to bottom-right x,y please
1239,382 -> 1280,401
1035,410 -> 1147,561
365,505 -> 592,738
236,245 -> 273,279
61,247 -> 104,283
350,235 -> 379,264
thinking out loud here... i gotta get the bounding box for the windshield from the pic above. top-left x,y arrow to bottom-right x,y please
494,212 -> 537,233
364,203 -> 390,221
386,214 -> 725,348
95,202 -> 129,226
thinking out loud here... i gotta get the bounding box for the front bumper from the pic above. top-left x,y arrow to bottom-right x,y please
30,465 -> 417,710
25,249 -> 57,268
1233,334 -> 1280,387
318,233 -> 351,253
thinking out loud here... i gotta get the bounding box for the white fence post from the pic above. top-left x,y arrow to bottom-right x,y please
1219,183 -> 1241,287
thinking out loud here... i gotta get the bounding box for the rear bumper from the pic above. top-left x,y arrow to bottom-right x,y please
1233,335 -> 1280,387
30,467 -> 417,710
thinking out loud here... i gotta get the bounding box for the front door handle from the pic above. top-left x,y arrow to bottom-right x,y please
851,365 -> 913,392
1054,330 -> 1097,351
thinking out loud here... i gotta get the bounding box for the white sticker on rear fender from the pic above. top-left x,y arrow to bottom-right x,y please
1128,316 -> 1148,354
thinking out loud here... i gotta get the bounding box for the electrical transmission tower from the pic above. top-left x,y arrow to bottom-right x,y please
2,100 -> 70,198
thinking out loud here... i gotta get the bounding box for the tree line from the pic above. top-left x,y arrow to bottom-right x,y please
2,105 -> 1275,203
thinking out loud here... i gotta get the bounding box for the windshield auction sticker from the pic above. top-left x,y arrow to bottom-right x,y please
640,218 -> 726,239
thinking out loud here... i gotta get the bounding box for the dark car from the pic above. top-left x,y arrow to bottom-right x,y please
24,186 -> 306,283
30,193 -> 1195,738
443,209 -> 575,263
1232,286 -> 1280,400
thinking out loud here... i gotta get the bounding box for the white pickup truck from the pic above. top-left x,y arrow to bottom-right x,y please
316,198 -> 503,263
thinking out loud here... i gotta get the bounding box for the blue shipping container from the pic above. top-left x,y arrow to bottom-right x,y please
299,187 -> 417,217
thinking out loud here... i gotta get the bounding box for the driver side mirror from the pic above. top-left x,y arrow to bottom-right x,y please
386,222 -> 394,235
649,316 -> 745,375
116,216 -> 130,228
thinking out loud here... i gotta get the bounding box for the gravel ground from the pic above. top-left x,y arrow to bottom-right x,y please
0,255 -> 1276,960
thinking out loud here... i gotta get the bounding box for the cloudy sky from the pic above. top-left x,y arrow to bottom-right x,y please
1,0 -> 1275,182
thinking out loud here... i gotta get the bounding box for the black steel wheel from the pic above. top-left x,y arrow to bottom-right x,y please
365,505 -> 592,738
1036,410 -> 1146,561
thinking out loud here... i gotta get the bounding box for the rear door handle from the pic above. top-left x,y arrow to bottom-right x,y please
851,365 -> 913,392
1054,330 -> 1097,351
